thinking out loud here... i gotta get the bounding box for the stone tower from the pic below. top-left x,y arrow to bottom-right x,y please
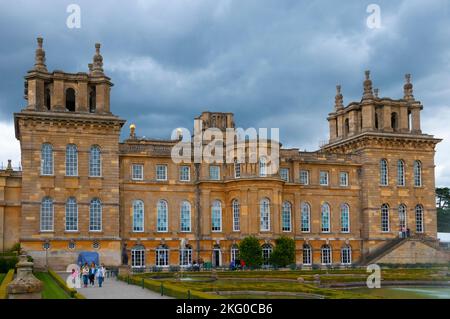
14,38 -> 125,268
322,71 -> 441,256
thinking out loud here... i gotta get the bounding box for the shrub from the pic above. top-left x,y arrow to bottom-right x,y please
238,236 -> 263,268
269,236 -> 296,267
0,257 -> 18,273
0,269 -> 15,299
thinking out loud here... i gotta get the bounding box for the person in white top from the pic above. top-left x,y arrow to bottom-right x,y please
96,264 -> 106,288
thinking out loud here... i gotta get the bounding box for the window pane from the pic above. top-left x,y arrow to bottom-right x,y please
133,200 -> 144,232
232,200 -> 240,232
89,146 -> 101,177
89,199 -> 102,231
339,172 -> 348,186
380,159 -> 388,186
65,197 -> 78,231
280,168 -> 289,182
320,171 -> 329,185
300,170 -> 309,185
157,200 -> 168,232
210,166 -> 220,180
260,199 -> 270,231
415,205 -> 424,233
132,164 -> 143,180
180,201 -> 191,232
40,197 -> 54,231
41,144 -> 53,175
180,166 -> 190,181
414,161 -> 422,187
282,202 -> 291,232
301,203 -> 310,232
156,165 -> 167,181
381,204 -> 390,232
397,160 -> 405,186
340,204 -> 350,233
211,201 -> 222,231
66,144 -> 78,176
321,204 -> 330,232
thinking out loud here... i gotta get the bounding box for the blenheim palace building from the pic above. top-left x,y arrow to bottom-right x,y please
0,39 -> 448,270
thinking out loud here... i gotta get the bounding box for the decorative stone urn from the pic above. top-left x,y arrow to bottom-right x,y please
7,255 -> 43,299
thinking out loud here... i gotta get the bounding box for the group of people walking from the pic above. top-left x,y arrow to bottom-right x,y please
80,262 -> 106,288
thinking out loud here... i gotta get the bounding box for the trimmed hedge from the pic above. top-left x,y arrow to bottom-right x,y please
48,269 -> 86,299
0,257 -> 18,273
0,269 -> 15,299
118,275 -> 224,299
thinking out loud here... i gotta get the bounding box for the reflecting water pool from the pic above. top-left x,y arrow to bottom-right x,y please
350,286 -> 450,299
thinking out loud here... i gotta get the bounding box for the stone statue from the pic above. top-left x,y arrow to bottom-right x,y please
121,243 -> 128,265
8,255 -> 43,299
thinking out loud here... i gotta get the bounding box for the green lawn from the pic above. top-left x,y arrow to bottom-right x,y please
0,273 -> 5,285
35,272 -> 71,299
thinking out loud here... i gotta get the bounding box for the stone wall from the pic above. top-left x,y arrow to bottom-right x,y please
376,239 -> 450,264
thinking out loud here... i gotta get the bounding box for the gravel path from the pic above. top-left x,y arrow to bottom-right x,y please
58,273 -> 172,299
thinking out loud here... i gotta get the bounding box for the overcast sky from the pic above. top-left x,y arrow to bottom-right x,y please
0,0 -> 449,186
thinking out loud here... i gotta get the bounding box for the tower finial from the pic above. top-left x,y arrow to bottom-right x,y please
129,124 -> 136,138
403,73 -> 414,100
34,37 -> 47,72
335,85 -> 344,110
362,70 -> 373,99
92,43 -> 104,75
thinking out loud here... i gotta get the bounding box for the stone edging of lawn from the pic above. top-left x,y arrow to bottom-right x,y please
215,290 -> 325,299
324,280 -> 450,288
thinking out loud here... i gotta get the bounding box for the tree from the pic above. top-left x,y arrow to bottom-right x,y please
238,236 -> 262,268
436,187 -> 450,232
269,236 -> 296,267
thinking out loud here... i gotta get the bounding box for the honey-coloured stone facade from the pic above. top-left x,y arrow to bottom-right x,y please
0,38 -> 447,270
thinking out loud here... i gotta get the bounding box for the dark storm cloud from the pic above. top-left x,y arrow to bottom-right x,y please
0,0 -> 449,184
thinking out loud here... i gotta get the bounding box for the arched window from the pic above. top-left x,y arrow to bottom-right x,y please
180,201 -> 191,232
89,198 -> 102,231
131,245 -> 145,269
341,245 -> 352,265
415,205 -> 424,233
65,197 -> 78,231
380,159 -> 388,186
44,87 -> 51,110
414,161 -> 422,187
391,112 -> 398,131
260,198 -> 270,231
41,143 -> 53,175
301,202 -> 311,232
262,244 -> 273,266
132,200 -> 144,232
282,201 -> 292,232
259,157 -> 267,177
89,145 -> 101,177
156,244 -> 169,267
211,200 -> 222,232
157,200 -> 168,232
398,204 -> 407,230
321,245 -> 332,265
231,244 -> 239,263
381,204 -> 390,232
232,199 -> 240,232
89,86 -> 96,113
397,160 -> 405,186
40,197 -> 54,232
344,118 -> 350,136
65,144 -> 78,176
180,244 -> 192,266
303,244 -> 312,265
321,203 -> 330,233
65,88 -> 76,112
340,204 -> 350,233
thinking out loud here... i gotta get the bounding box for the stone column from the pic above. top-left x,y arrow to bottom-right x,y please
7,255 -> 43,299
